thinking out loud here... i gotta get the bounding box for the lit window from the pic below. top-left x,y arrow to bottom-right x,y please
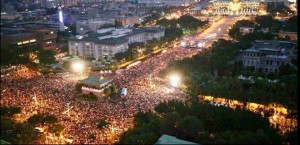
17,42 -> 22,45
30,39 -> 36,42
23,41 -> 29,44
80,28 -> 83,30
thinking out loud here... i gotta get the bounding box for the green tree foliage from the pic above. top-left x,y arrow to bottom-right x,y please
49,124 -> 64,135
12,123 -> 35,144
177,15 -> 208,31
119,101 -> 282,144
75,82 -> 84,93
110,84 -> 118,94
284,16 -> 297,32
103,88 -> 111,96
267,3 -> 293,17
97,117 -> 108,129
43,115 -> 58,125
27,114 -> 44,126
38,49 -> 57,65
228,20 -> 255,39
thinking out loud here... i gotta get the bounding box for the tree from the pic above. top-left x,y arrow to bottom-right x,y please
75,82 -> 84,93
110,84 -> 118,94
97,117 -> 108,129
49,124 -> 64,135
133,23 -> 140,28
27,114 -> 44,126
1,106 -> 9,116
103,88 -> 111,96
43,115 -> 58,125
8,107 -> 21,117
13,123 -> 35,144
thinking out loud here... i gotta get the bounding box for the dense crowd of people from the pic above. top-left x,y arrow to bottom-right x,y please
1,46 -> 297,143
0,47 -> 201,144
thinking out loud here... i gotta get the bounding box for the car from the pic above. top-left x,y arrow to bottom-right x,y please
34,127 -> 44,133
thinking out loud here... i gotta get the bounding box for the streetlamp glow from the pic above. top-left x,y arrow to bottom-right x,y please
169,74 -> 181,87
72,61 -> 84,75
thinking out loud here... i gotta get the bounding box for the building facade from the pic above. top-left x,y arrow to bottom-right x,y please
76,19 -> 116,34
137,0 -> 199,6
117,15 -> 139,26
204,0 -> 267,15
68,27 -> 165,60
1,28 -> 57,50
34,29 -> 57,50
240,40 -> 296,73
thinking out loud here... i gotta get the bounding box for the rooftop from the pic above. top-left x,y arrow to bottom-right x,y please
81,75 -> 111,86
155,134 -> 199,145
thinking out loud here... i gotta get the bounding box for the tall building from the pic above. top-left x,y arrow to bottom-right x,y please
58,7 -> 65,31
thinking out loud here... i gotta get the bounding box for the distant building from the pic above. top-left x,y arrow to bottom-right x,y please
1,27 -> 57,50
68,27 -> 165,60
81,75 -> 112,97
117,15 -> 139,26
204,0 -> 267,15
76,19 -> 116,34
34,29 -> 57,50
137,0 -> 199,6
240,27 -> 255,35
41,0 -> 58,8
1,31 -> 37,49
155,134 -> 199,144
0,11 -> 22,20
239,40 -> 296,73
278,31 -> 297,41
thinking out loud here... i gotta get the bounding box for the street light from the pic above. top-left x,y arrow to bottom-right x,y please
168,74 -> 181,87
71,61 -> 84,75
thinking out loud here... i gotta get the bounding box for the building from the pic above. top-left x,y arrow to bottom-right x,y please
204,0 -> 267,15
0,11 -> 22,20
117,15 -> 139,26
76,19 -> 116,34
240,40 -> 296,73
81,75 -> 112,97
41,0 -> 59,8
278,31 -> 297,41
240,27 -> 254,35
137,0 -> 199,6
155,134 -> 199,144
68,36 -> 128,60
1,27 -> 57,50
1,30 -> 37,49
68,27 -> 165,60
34,29 -> 57,50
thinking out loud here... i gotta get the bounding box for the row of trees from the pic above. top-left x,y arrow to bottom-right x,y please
114,15 -> 206,64
119,100 -> 286,144
229,15 -> 297,41
1,44 -> 57,66
160,38 -> 297,110
156,15 -> 208,35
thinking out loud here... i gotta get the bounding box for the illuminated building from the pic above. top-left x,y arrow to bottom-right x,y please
58,7 -> 65,31
204,0 -> 267,15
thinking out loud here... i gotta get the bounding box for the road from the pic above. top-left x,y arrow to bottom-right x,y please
197,16 -> 246,46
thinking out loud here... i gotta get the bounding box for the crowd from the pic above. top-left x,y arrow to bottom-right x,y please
0,46 -> 201,144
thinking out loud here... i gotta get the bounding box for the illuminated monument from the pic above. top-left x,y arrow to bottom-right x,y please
58,7 -> 65,31
204,0 -> 267,15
